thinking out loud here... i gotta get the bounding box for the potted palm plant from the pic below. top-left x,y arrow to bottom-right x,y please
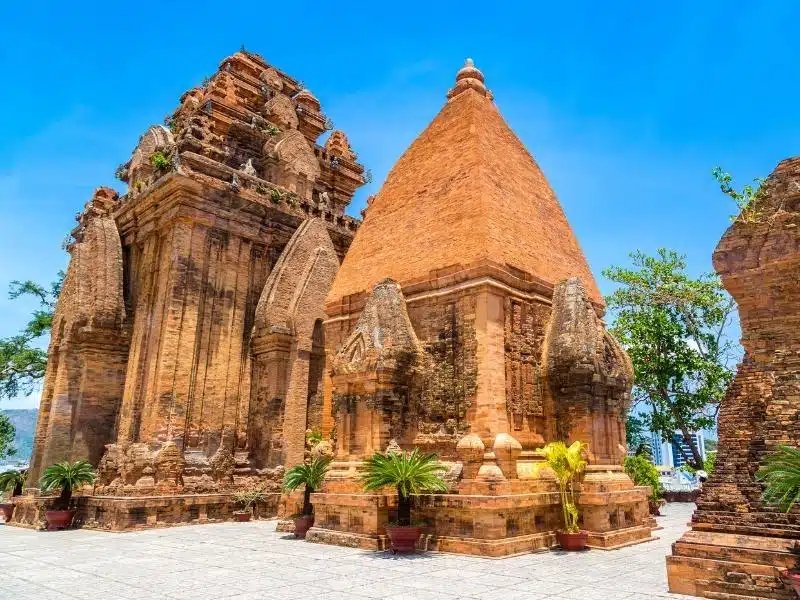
283,456 -> 330,538
232,487 -> 268,522
534,440 -> 589,551
0,469 -> 25,522
361,448 -> 448,553
756,445 -> 800,595
39,461 -> 96,530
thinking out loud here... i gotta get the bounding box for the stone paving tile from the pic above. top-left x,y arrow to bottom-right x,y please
0,503 -> 697,599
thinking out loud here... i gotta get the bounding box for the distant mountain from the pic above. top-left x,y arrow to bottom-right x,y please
1,409 -> 37,463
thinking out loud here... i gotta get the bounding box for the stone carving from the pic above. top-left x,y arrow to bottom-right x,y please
259,67 -> 283,91
120,125 -> 175,187
153,442 -> 185,487
325,130 -> 356,161
264,94 -> 299,131
273,130 -> 320,180
545,277 -> 632,464
249,218 -> 340,468
209,447 -> 235,483
667,157 -> 800,598
240,158 -> 257,176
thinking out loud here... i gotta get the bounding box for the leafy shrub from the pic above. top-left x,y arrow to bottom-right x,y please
149,151 -> 171,171
624,455 -> 663,501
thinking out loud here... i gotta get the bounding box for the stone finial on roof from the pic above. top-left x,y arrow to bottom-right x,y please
447,57 -> 488,101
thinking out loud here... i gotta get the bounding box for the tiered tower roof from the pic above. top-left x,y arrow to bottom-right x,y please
327,59 -> 600,306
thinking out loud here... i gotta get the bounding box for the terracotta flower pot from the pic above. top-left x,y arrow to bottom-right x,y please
385,525 -> 421,554
786,569 -> 800,596
44,509 -> 75,531
233,511 -> 251,522
648,500 -> 662,516
556,530 -> 588,551
293,514 -> 314,538
0,503 -> 14,522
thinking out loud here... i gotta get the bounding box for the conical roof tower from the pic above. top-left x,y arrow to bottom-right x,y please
328,58 -> 600,307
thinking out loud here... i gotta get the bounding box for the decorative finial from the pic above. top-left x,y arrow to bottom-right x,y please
447,57 -> 488,101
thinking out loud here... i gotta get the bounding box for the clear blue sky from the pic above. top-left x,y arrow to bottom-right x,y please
2,2 -> 798,408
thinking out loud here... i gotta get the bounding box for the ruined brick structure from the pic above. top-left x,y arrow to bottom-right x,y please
303,60 -> 652,555
667,158 -> 800,598
23,50 -> 364,529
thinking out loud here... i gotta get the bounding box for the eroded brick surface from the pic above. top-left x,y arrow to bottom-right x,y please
666,157 -> 800,598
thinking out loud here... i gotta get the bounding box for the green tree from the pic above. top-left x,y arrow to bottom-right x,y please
626,414 -> 652,458
0,273 -> 62,401
0,413 -> 16,461
604,249 -> 737,471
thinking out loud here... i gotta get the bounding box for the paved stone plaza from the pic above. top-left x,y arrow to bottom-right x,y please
0,503 -> 697,600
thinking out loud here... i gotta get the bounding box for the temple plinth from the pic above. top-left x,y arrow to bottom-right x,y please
666,158 -> 800,598
303,59 -> 653,556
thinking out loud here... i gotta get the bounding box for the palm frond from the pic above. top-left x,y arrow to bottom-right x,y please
757,445 -> 800,513
0,470 -> 24,492
39,461 -> 96,493
283,457 -> 330,493
361,448 -> 448,498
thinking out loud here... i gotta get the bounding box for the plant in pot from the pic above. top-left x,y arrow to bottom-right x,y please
283,456 -> 330,538
624,455 -> 664,516
756,445 -> 800,595
534,440 -> 589,551
232,487 -> 268,522
0,469 -> 25,522
39,461 -> 96,531
361,448 -> 448,554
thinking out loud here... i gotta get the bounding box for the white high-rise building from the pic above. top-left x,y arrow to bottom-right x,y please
651,430 -> 706,468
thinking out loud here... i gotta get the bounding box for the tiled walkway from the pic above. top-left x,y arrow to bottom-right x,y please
0,503 -> 698,599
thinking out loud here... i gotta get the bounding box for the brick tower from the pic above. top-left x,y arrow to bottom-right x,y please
303,59 -> 653,555
667,158 -> 800,598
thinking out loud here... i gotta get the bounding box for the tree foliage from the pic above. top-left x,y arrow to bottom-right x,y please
756,445 -> 800,513
0,273 -> 63,401
0,413 -> 16,461
361,448 -> 448,526
283,456 -> 331,516
0,469 -> 25,497
39,460 -> 96,509
604,249 -> 737,470
624,455 -> 663,501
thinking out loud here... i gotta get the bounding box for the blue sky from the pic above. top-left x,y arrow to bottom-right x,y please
1,1 -> 798,409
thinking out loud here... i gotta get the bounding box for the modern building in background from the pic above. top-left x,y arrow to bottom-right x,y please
651,430 -> 706,468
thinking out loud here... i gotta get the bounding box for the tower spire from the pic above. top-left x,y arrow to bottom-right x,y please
447,57 -> 488,100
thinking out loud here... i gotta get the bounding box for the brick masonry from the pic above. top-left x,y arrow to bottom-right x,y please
666,157 -> 800,598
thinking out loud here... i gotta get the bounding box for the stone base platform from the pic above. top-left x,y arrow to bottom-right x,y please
305,485 -> 654,557
9,493 -> 281,531
666,529 -> 798,599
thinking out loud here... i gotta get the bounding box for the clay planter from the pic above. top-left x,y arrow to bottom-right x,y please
0,503 -> 14,522
556,530 -> 588,551
385,525 -> 422,554
648,500 -> 662,516
293,514 -> 314,538
787,569 -> 800,596
233,511 -> 251,522
44,509 -> 75,531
